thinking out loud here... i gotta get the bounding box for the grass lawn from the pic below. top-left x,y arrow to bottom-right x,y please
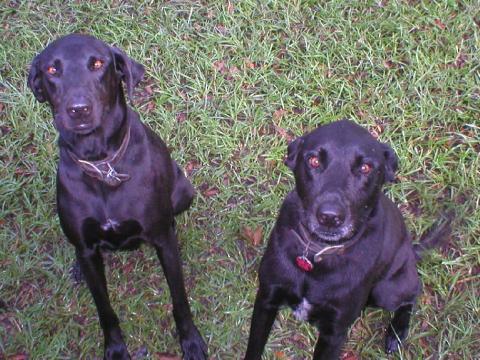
1,1 -> 479,359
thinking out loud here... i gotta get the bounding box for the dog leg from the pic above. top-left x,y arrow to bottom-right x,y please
312,332 -> 347,360
385,304 -> 413,354
75,248 -> 130,360
153,224 -> 207,360
244,289 -> 279,360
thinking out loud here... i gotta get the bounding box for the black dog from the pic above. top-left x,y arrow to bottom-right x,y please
28,34 -> 207,360
244,120 -> 451,359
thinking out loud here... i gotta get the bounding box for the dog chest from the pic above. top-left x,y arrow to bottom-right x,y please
292,298 -> 313,321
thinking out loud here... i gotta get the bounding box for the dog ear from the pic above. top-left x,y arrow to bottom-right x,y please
27,56 -> 47,103
111,46 -> 145,101
284,137 -> 304,171
382,143 -> 398,182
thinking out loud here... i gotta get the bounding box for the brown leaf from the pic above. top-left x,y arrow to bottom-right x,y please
184,160 -> 199,176
176,112 -> 187,123
341,350 -> 359,360
244,59 -> 255,69
215,24 -> 228,35
434,18 -> 446,30
273,124 -> 294,142
229,65 -> 240,75
146,101 -> 156,112
1,125 -> 12,136
474,16 -> 480,28
155,353 -> 181,360
213,60 -> 228,74
7,354 -> 28,360
453,52 -> 468,68
383,60 -> 396,69
241,226 -> 263,246
203,186 -> 219,198
274,351 -> 287,359
273,108 -> 287,121
227,1 -> 234,14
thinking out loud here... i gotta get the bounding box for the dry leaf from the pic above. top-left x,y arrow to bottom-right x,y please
341,350 -> 359,360
383,60 -> 395,69
184,160 -> 199,176
203,186 -> 219,198
273,124 -> 294,142
155,353 -> 181,360
227,1 -> 234,14
434,18 -> 446,30
244,59 -> 255,69
241,226 -> 263,246
213,60 -> 228,74
273,108 -> 287,121
176,112 -> 187,123
7,354 -> 28,360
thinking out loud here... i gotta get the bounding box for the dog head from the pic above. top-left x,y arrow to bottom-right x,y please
285,119 -> 398,243
28,34 -> 144,137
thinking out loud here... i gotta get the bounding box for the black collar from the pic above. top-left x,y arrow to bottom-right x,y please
66,126 -> 131,187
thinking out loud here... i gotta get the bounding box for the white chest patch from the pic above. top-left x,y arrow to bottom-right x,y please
293,298 -> 312,321
101,218 -> 120,231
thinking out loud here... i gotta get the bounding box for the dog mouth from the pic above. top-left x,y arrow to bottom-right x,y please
72,123 -> 95,134
310,223 -> 356,243
313,226 -> 353,244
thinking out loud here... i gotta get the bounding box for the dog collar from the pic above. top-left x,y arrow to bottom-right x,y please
67,126 -> 131,187
290,223 -> 358,272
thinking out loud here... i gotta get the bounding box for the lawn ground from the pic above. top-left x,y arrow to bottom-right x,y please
0,1 -> 479,359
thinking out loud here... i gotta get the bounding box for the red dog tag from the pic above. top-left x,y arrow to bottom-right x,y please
296,256 -> 313,272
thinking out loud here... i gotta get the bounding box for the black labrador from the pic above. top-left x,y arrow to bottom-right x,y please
244,119 -> 451,359
28,34 -> 207,360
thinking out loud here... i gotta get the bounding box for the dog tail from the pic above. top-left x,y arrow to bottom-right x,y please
413,211 -> 453,261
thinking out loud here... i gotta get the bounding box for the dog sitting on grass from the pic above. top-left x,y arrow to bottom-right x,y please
244,119 -> 451,359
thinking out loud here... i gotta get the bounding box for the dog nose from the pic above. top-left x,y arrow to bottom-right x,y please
67,102 -> 91,119
317,204 -> 345,228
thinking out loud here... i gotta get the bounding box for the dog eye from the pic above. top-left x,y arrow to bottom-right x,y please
91,59 -> 104,70
47,66 -> 57,75
360,163 -> 372,174
308,156 -> 321,169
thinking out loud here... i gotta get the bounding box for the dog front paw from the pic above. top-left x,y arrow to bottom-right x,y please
104,342 -> 131,360
385,327 -> 408,354
180,328 -> 208,360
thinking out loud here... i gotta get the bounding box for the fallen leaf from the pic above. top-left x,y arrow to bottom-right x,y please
383,60 -> 396,69
273,108 -> 287,121
474,16 -> 480,28
202,186 -> 219,198
229,65 -> 240,75
144,85 -> 154,95
146,101 -> 156,112
453,52 -> 468,68
434,18 -> 446,30
7,354 -> 28,360
341,350 -> 359,360
244,59 -> 255,69
274,351 -> 287,359
155,353 -> 181,360
184,160 -> 199,176
213,60 -> 228,74
215,24 -> 228,35
273,124 -> 294,142
1,125 -> 12,136
227,1 -> 234,14
176,112 -> 187,123
241,226 -> 263,246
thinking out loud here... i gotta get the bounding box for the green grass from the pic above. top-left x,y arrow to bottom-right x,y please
1,0 -> 479,359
